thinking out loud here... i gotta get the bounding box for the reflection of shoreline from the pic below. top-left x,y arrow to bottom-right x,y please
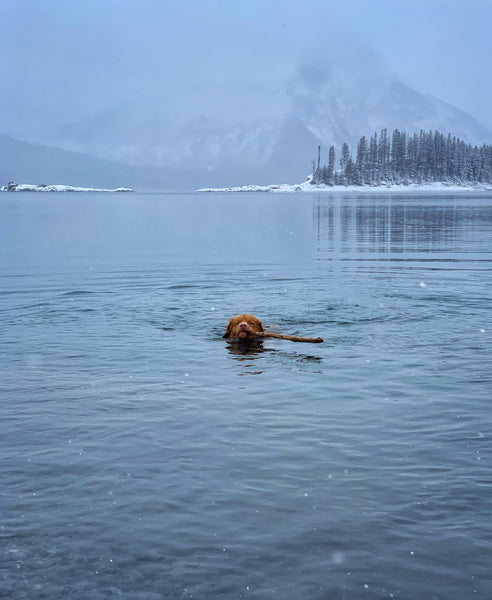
313,197 -> 486,257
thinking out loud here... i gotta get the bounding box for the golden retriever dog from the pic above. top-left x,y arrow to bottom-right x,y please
224,314 -> 323,343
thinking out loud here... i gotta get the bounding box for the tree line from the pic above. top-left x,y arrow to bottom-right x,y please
312,129 -> 492,186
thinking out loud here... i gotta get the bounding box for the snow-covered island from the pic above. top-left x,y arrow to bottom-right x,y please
199,127 -> 492,193
2,181 -> 134,193
198,176 -> 492,193
198,183 -> 306,193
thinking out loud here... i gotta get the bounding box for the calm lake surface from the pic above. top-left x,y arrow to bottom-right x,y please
1,191 -> 491,600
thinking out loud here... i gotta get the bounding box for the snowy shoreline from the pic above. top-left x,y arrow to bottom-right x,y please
198,180 -> 492,193
1,182 -> 134,193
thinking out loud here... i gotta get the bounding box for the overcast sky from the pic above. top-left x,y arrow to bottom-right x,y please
1,0 -> 491,140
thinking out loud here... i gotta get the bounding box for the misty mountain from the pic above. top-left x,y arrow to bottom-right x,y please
290,57 -> 491,161
0,134 -> 230,191
3,55 -> 492,188
36,55 -> 490,185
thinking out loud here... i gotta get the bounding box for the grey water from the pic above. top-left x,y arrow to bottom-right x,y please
1,191 -> 491,600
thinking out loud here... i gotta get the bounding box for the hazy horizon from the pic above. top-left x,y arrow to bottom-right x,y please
1,0 -> 491,186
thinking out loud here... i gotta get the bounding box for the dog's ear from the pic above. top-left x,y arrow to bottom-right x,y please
257,319 -> 264,333
223,321 -> 232,338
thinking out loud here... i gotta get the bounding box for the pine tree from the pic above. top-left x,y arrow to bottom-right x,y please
345,158 -> 356,185
326,145 -> 336,185
447,135 -> 457,180
433,130 -> 446,181
378,129 -> 390,181
368,132 -> 378,184
391,129 -> 407,181
407,133 -> 419,181
312,129 -> 491,188
356,136 -> 368,185
340,143 -> 351,185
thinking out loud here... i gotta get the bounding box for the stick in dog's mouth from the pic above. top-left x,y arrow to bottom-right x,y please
256,332 -> 323,343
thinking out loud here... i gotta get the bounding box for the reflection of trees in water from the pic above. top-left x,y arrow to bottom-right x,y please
314,198 -> 488,257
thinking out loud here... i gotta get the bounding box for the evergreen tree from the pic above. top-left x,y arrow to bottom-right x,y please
312,128 -> 491,188
433,130 -> 446,181
368,132 -> 378,184
340,143 -> 351,185
378,129 -> 390,181
356,136 -> 368,185
326,145 -> 336,185
390,129 -> 406,181
407,133 -> 419,180
345,158 -> 356,185
447,135 -> 457,180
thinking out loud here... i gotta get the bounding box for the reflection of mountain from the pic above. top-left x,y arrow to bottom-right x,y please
313,197 -> 490,259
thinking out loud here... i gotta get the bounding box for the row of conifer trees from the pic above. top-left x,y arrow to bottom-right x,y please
312,129 -> 492,186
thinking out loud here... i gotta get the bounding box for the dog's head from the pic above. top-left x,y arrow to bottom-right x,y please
223,314 -> 264,340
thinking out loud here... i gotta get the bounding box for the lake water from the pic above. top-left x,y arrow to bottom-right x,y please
1,191 -> 491,600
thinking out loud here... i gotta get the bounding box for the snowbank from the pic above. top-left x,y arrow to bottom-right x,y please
2,182 -> 134,192
198,183 -> 305,193
198,178 -> 492,193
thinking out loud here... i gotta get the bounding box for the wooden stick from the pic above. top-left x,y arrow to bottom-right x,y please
257,331 -> 323,343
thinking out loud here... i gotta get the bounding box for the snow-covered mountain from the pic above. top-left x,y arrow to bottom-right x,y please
48,56 -> 491,184
4,54 -> 492,187
289,56 -> 491,156
0,134 -> 211,191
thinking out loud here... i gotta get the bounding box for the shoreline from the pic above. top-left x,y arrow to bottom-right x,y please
1,182 -> 134,193
198,180 -> 492,193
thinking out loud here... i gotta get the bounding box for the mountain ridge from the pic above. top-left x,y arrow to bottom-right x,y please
2,58 -> 491,189
34,60 -> 492,183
